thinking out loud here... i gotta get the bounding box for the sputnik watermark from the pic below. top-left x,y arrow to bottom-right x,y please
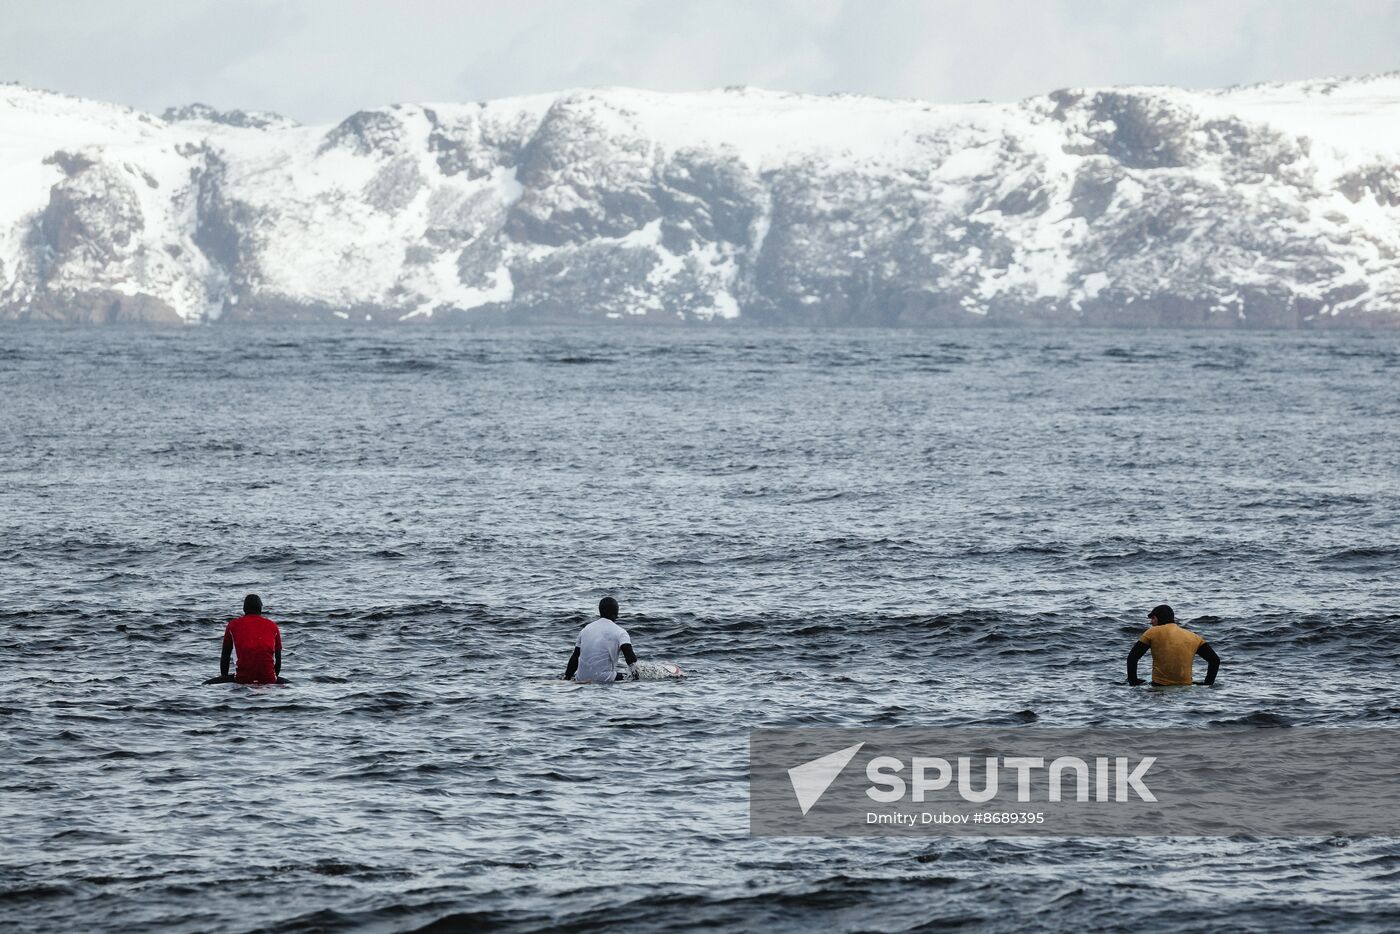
750,728 -> 1400,837
787,742 -> 864,815
787,748 -> 1155,817
865,755 -> 1156,803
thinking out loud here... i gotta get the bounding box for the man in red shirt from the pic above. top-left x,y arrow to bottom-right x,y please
204,594 -> 286,684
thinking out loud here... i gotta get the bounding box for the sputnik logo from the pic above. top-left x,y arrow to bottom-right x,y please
788,742 -> 865,815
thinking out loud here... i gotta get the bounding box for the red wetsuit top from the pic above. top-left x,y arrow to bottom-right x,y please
223,614 -> 282,684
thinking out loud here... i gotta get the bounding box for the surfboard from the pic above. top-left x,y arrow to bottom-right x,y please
629,661 -> 685,681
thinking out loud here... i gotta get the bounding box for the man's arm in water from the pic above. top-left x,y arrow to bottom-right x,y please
562,647 -> 580,680
1126,640 -> 1148,686
1195,642 -> 1219,685
621,643 -> 638,680
274,629 -> 282,677
203,631 -> 236,683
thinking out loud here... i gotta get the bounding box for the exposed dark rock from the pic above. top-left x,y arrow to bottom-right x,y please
1339,164 -> 1400,206
162,102 -> 297,130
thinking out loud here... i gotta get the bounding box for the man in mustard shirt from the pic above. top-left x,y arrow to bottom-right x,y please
1127,604 -> 1220,686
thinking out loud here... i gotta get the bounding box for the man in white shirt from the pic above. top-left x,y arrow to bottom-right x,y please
563,597 -> 639,683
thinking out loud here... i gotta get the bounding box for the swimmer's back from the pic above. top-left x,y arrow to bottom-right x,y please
225,614 -> 281,684
574,617 -> 631,684
1139,622 -> 1204,686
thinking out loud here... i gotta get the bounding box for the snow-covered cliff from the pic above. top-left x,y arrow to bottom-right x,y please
2,75 -> 1399,325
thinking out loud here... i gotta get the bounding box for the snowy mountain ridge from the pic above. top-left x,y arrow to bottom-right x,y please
1,75 -> 1399,325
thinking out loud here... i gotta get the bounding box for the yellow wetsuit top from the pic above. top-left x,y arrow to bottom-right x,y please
1139,622 -> 1205,686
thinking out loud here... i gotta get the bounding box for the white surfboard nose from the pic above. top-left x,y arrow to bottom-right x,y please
630,661 -> 685,680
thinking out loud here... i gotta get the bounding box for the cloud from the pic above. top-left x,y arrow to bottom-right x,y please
1,0 -> 1397,122
0,0 -> 293,112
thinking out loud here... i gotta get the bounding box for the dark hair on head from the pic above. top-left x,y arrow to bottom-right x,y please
599,596 -> 619,618
244,594 -> 263,615
1150,603 -> 1174,624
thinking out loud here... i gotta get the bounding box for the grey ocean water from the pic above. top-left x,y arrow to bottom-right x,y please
2,326 -> 1399,932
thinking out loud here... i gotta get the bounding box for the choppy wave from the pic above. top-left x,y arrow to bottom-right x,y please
2,326 -> 1399,932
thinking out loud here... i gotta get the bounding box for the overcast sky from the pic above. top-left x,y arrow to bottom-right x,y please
5,0 -> 1400,123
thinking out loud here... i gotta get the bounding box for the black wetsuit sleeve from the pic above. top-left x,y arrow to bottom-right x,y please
220,632 -> 233,678
563,646 -> 580,681
1196,642 -> 1219,685
1127,641 -> 1148,685
621,643 -> 637,666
